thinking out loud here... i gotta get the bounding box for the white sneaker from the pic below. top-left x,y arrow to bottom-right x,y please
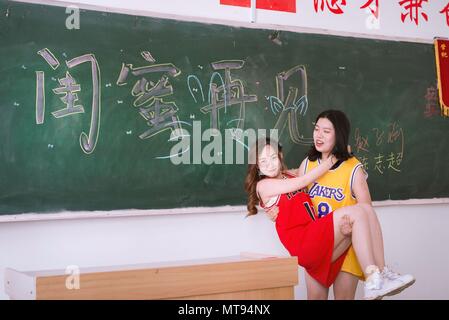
363,270 -> 384,300
364,268 -> 416,300
381,266 -> 415,297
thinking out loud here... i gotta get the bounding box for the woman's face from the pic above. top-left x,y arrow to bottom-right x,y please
313,117 -> 336,155
258,145 -> 281,178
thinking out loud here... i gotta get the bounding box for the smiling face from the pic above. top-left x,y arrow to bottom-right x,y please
313,117 -> 336,157
258,145 -> 281,178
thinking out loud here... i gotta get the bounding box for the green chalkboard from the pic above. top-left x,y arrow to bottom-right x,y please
0,0 -> 448,215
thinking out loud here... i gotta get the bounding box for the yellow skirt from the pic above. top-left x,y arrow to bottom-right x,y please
341,245 -> 365,280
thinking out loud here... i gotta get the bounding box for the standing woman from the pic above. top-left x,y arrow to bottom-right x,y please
301,110 -> 371,299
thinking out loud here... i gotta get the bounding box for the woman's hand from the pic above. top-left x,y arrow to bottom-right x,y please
328,154 -> 337,168
339,214 -> 353,237
265,206 -> 279,222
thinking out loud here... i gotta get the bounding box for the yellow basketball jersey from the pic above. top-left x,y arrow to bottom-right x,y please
304,156 -> 366,279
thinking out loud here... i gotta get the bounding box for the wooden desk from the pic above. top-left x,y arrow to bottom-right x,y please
5,253 -> 298,300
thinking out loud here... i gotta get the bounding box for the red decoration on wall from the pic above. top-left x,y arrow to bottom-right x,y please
220,0 -> 296,13
220,0 -> 250,8
257,0 -> 296,13
361,0 -> 379,19
440,2 -> 449,26
434,39 -> 449,117
399,0 -> 428,26
314,0 -> 347,14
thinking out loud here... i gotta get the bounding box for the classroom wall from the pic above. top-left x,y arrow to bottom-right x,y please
39,0 -> 449,41
1,0 -> 449,300
1,204 -> 449,300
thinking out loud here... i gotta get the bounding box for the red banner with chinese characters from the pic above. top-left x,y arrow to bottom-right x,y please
220,0 -> 250,7
220,0 -> 296,13
435,38 -> 449,117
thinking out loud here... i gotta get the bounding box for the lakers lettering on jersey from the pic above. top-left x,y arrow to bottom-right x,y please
308,183 -> 345,201
304,156 -> 367,218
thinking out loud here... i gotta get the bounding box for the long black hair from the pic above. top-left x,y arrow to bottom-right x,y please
307,109 -> 353,162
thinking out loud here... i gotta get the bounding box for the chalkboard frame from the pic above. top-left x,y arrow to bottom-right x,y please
1,0 -> 448,222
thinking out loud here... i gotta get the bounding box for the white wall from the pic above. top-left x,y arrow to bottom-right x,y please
17,0 -> 449,42
2,0 -> 449,300
2,204 -> 449,300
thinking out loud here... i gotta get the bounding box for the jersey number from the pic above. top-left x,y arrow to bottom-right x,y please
317,202 -> 332,218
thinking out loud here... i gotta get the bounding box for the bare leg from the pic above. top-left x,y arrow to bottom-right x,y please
332,236 -> 351,262
333,204 -> 379,277
333,205 -> 414,300
365,205 -> 385,269
333,271 -> 358,300
332,205 -> 385,270
305,271 -> 329,300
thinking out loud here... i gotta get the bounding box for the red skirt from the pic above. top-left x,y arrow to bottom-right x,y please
276,211 -> 349,288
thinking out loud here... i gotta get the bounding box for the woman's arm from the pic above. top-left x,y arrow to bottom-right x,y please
352,167 -> 372,204
339,166 -> 372,236
285,158 -> 307,177
285,168 -> 299,177
258,156 -> 336,199
264,158 -> 308,221
297,158 -> 307,177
